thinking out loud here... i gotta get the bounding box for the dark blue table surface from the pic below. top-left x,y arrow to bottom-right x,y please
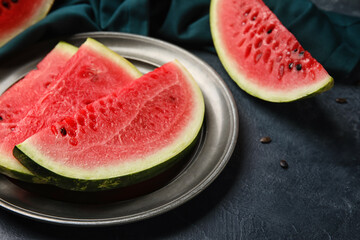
0,48 -> 359,239
1,1 -> 360,239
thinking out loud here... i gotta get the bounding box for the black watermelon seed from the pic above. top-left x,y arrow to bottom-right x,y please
293,48 -> 298,52
289,63 -> 294,69
299,51 -> 305,56
60,127 -> 67,136
280,160 -> 288,169
296,64 -> 302,71
0,116 -> 3,121
260,136 -> 272,143
11,0 -> 17,3
2,1 -> 10,8
267,29 -> 273,34
335,98 -> 347,104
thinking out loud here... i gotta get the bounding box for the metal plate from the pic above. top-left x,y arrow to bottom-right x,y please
0,32 -> 238,226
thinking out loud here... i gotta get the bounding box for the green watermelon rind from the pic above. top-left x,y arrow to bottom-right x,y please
14,60 -> 205,192
0,163 -> 45,183
13,131 -> 201,192
0,0 -> 55,47
209,0 -> 334,103
54,41 -> 79,56
85,38 -> 142,79
0,150 -> 45,183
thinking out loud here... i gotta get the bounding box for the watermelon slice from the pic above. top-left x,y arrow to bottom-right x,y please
0,41 -> 77,181
0,0 -> 54,47
0,38 -> 142,182
210,0 -> 334,102
0,42 -> 77,138
14,60 -> 205,192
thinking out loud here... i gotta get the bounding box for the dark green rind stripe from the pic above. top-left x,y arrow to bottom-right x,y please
13,132 -> 201,192
0,164 -> 46,184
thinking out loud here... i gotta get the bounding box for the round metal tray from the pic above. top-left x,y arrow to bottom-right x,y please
0,32 -> 238,226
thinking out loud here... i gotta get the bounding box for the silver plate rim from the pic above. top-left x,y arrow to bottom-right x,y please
0,32 -> 239,226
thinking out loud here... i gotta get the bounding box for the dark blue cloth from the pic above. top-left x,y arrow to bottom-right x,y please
1,0 -> 360,80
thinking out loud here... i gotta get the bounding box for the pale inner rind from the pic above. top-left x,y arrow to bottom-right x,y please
85,38 -> 142,79
0,152 -> 32,174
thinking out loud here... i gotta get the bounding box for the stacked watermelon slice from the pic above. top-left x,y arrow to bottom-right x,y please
0,38 -> 205,191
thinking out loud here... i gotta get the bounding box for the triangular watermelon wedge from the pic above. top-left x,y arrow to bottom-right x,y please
14,60 -> 205,192
0,38 -> 142,182
210,0 -> 334,102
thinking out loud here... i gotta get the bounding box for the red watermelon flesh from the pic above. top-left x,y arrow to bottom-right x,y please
15,60 -> 205,191
0,38 -> 142,181
0,0 -> 54,47
0,42 -> 77,139
210,0 -> 333,102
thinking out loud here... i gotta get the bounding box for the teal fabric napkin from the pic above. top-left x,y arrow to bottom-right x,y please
263,0 -> 360,80
0,0 -> 359,80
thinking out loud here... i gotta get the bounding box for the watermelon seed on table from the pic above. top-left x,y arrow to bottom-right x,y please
260,136 -> 271,144
335,98 -> 347,104
280,160 -> 289,169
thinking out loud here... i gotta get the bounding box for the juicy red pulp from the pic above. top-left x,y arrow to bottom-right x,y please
219,0 -> 326,90
0,0 -> 43,32
32,62 -> 197,169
